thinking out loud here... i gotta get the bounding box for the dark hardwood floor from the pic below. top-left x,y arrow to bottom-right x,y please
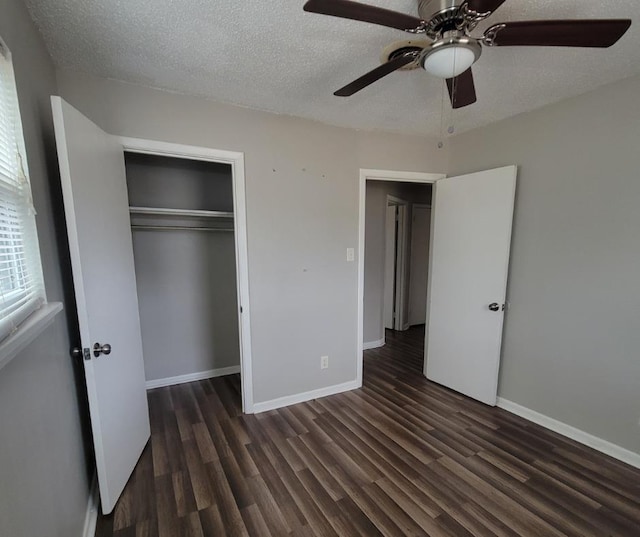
96,326 -> 640,536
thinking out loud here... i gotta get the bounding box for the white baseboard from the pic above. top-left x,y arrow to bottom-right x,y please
253,379 -> 361,413
497,398 -> 640,469
145,365 -> 241,389
82,474 -> 98,537
363,338 -> 385,350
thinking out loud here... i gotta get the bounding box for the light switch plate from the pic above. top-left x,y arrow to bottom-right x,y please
346,248 -> 355,262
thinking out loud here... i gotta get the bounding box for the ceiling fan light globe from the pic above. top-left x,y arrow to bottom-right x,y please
423,47 -> 475,78
422,38 -> 482,79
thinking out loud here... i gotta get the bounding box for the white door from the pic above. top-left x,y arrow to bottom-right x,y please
393,204 -> 408,331
383,204 -> 396,330
425,166 -> 516,406
408,205 -> 431,326
51,97 -> 150,514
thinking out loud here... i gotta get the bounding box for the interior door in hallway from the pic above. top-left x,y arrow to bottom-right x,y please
383,204 -> 396,330
51,96 -> 150,514
425,166 -> 516,406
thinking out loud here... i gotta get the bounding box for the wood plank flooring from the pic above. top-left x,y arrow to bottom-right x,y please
96,326 -> 640,536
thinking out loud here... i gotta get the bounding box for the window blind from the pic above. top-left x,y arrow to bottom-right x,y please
0,39 -> 46,342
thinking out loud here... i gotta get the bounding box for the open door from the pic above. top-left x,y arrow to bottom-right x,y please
425,166 -> 516,406
52,97 -> 150,513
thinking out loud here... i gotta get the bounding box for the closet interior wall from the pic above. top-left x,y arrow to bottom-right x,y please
124,153 -> 240,384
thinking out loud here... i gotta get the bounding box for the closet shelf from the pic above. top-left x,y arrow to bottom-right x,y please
129,206 -> 234,219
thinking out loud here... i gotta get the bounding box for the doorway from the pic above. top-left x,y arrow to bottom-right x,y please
52,96 -> 255,514
357,166 -> 517,407
120,137 -> 254,412
358,169 -> 444,383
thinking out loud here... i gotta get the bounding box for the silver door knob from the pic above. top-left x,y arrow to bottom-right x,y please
488,303 -> 500,312
93,342 -> 112,357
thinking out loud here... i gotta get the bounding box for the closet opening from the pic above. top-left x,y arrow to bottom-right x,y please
120,142 -> 252,412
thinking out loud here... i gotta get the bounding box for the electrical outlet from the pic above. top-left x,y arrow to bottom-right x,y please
321,355 -> 329,370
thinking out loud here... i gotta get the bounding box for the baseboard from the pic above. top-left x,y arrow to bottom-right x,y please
82,474 -> 98,537
253,379 -> 361,413
363,338 -> 385,350
145,365 -> 241,389
497,398 -> 640,469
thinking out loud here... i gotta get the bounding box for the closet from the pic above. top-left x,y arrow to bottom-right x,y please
124,152 -> 240,386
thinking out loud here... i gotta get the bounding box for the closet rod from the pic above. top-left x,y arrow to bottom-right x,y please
131,225 -> 233,233
129,206 -> 234,219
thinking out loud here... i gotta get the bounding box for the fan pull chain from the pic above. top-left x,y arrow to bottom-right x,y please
438,77 -> 446,149
448,48 -> 457,137
438,48 -> 458,148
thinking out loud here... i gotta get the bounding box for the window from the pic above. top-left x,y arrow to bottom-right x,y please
0,38 -> 46,342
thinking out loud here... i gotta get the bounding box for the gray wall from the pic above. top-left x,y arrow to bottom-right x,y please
125,153 -> 240,381
126,153 -> 234,211
56,69 -> 447,404
0,0 -> 91,535
2,6 -> 636,535
449,75 -> 640,454
363,181 -> 432,343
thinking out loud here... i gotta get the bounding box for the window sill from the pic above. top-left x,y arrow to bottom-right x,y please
0,302 -> 64,372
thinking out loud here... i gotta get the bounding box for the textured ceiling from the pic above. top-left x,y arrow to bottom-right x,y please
24,0 -> 640,136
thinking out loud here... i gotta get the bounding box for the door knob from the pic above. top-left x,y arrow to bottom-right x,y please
93,342 -> 112,357
488,303 -> 500,312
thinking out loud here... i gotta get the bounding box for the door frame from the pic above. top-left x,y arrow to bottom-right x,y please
118,137 -> 254,413
357,169 -> 445,387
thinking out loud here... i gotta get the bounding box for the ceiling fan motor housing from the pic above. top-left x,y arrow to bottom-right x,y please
418,0 -> 467,37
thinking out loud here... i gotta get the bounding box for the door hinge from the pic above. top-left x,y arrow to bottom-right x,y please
71,347 -> 92,361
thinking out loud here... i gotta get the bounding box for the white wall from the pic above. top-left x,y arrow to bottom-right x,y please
0,1 -> 92,535
363,181 -> 432,344
449,75 -> 640,455
56,69 -> 448,405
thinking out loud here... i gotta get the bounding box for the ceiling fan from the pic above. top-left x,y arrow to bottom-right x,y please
303,0 -> 632,108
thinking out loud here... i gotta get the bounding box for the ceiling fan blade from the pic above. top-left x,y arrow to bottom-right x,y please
466,0 -> 507,15
303,0 -> 423,32
334,53 -> 418,96
486,19 -> 632,48
446,68 -> 477,109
